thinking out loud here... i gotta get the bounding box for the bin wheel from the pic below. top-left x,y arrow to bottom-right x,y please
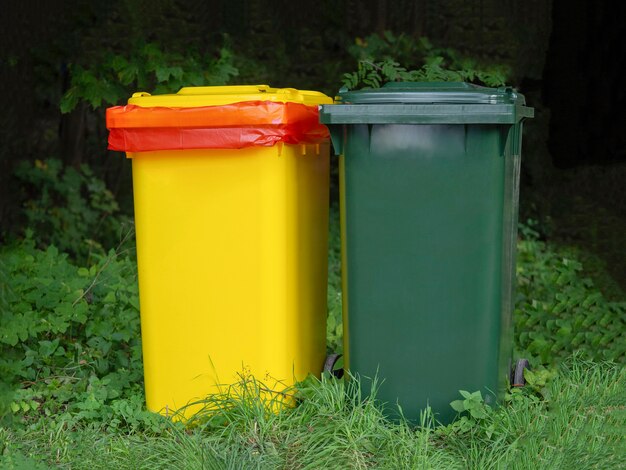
511,358 -> 530,387
323,354 -> 344,379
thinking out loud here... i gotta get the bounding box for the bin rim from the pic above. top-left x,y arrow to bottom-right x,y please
106,100 -> 331,152
127,84 -> 333,107
334,82 -> 525,106
319,102 -> 534,125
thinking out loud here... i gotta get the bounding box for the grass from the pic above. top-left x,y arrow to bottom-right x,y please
1,357 -> 625,469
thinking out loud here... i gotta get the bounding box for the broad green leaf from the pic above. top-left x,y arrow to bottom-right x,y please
450,400 -> 465,412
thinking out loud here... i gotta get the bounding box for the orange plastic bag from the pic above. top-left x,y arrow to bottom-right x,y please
106,101 -> 329,152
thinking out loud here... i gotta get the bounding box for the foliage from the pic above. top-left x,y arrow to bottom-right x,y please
2,357 -> 625,469
441,357 -> 626,469
348,32 -> 436,68
342,57 -> 508,90
0,238 -> 153,431
515,221 -> 626,365
342,32 -> 509,90
519,366 -> 557,401
14,158 -> 132,263
449,390 -> 492,424
60,41 -> 238,113
520,164 -> 626,302
0,448 -> 49,470
326,206 -> 343,354
442,389 -> 499,441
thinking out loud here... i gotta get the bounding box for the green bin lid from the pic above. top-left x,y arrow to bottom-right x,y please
336,82 -> 524,105
320,82 -> 534,125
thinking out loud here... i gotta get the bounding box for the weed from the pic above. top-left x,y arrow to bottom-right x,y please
0,236 -> 144,430
515,221 -> 626,364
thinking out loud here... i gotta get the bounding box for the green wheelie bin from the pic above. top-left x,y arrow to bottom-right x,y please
319,82 -> 533,423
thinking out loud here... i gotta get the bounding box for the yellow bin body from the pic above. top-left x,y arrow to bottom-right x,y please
124,86 -> 331,416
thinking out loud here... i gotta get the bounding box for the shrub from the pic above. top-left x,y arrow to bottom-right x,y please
14,158 -> 132,263
515,222 -> 626,364
60,42 -> 238,113
0,238 -> 143,427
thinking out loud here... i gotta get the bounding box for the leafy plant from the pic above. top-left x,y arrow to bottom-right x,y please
342,32 -> 509,90
343,57 -> 508,90
520,367 -> 557,400
14,158 -> 131,263
450,390 -> 491,421
515,221 -> 626,365
348,32 -> 434,67
326,206 -> 342,354
447,390 -> 495,436
0,237 -> 145,429
60,41 -> 238,113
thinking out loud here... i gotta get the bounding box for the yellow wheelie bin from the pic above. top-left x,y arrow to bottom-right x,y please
106,85 -> 332,417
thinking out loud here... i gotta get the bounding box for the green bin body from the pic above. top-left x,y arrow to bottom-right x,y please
320,82 -> 533,423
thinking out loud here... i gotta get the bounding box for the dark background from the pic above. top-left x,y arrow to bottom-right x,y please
1,0 -> 624,293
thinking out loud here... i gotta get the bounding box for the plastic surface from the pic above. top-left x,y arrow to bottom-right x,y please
116,85 -> 332,417
135,144 -> 330,417
321,82 -> 532,424
107,101 -> 329,152
129,84 -> 332,106
320,82 -> 533,127
106,85 -> 332,152
337,82 -> 524,104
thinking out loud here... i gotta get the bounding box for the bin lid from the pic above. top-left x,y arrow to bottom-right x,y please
106,85 -> 332,152
336,82 -> 524,105
127,84 -> 333,107
320,82 -> 533,125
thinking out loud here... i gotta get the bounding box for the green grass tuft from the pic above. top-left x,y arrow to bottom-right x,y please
2,357 -> 624,469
